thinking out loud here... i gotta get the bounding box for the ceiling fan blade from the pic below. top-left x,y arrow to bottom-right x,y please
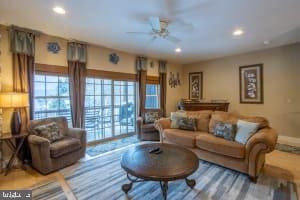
165,35 -> 181,43
126,31 -> 153,35
149,17 -> 161,31
145,36 -> 157,48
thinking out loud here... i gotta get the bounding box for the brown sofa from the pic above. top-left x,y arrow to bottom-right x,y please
28,117 -> 86,174
155,111 -> 278,182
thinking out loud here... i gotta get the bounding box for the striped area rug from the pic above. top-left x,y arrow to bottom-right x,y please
60,147 -> 298,200
31,180 -> 67,200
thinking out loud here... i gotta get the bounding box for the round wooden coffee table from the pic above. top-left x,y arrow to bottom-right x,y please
121,143 -> 199,200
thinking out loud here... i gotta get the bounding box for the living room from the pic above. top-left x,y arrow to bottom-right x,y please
0,0 -> 299,199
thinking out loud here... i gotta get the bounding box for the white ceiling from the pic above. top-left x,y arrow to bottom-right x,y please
1,0 -> 300,64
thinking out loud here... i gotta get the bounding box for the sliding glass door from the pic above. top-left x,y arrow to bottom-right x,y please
85,78 -> 136,143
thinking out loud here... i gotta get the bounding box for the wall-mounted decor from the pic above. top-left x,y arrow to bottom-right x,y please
239,64 -> 263,104
168,72 -> 180,88
149,61 -> 154,68
47,42 -> 61,54
109,53 -> 120,64
189,72 -> 203,100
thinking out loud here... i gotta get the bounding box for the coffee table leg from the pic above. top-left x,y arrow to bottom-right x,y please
160,181 -> 168,200
185,178 -> 196,188
122,173 -> 144,194
122,183 -> 132,194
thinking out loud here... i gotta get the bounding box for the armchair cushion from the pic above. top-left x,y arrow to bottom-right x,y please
141,123 -> 157,133
144,111 -> 160,124
50,137 -> 81,158
34,122 -> 65,143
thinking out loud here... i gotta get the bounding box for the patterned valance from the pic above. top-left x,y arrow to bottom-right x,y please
10,29 -> 35,56
136,56 -> 148,71
158,60 -> 167,74
67,42 -> 87,63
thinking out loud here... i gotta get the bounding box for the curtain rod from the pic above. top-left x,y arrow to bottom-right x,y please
7,25 -> 42,36
68,39 -> 88,45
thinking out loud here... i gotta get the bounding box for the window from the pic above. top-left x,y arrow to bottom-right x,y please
34,74 -> 71,124
145,84 -> 160,109
85,78 -> 136,142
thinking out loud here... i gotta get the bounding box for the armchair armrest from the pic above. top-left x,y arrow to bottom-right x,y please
28,134 -> 50,146
28,135 -> 52,174
68,128 -> 86,151
154,118 -> 171,142
245,128 -> 278,178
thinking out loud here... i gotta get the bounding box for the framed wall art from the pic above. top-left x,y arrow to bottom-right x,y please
239,64 -> 263,104
189,72 -> 203,100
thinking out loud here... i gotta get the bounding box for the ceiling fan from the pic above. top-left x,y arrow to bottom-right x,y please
127,17 -> 191,44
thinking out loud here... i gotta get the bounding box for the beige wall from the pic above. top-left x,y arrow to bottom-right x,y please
0,25 -> 183,133
182,43 -> 300,138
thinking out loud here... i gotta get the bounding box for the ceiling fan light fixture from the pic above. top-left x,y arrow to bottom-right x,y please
53,6 -> 66,15
175,48 -> 182,53
233,29 -> 244,36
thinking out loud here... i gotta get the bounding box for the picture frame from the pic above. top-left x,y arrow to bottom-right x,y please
239,64 -> 263,104
189,72 -> 203,100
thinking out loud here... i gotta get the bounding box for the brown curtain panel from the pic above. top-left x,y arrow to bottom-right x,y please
137,70 -> 147,116
159,60 -> 167,117
68,61 -> 87,128
136,57 -> 148,116
11,28 -> 36,161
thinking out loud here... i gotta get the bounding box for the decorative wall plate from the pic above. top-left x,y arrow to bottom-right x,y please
47,42 -> 61,54
109,53 -> 120,64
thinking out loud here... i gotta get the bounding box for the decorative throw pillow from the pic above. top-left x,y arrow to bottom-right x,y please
235,120 -> 260,144
144,111 -> 160,124
34,122 -> 65,143
178,117 -> 197,131
213,122 -> 237,141
170,111 -> 187,128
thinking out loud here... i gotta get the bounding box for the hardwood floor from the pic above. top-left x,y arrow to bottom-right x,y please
0,150 -> 299,199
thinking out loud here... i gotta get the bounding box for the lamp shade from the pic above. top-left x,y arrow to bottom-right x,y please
0,92 -> 29,108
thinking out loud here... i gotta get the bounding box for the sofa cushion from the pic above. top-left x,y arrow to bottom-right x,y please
163,129 -> 205,148
50,137 -> 81,158
213,122 -> 237,141
186,111 -> 212,132
235,120 -> 260,144
196,134 -> 245,159
142,123 -> 157,133
209,111 -> 239,133
178,117 -> 197,131
170,111 -> 187,129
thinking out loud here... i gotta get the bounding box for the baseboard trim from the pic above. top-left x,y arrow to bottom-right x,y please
278,135 -> 300,147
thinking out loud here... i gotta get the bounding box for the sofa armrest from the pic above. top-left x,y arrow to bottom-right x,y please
28,135 -> 52,174
136,117 -> 144,139
154,118 -> 171,142
245,128 -> 278,178
246,128 -> 278,155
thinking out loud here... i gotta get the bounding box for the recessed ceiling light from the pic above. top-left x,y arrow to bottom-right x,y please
175,48 -> 182,53
233,29 -> 244,36
53,6 -> 66,14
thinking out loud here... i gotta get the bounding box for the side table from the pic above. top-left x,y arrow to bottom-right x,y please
0,132 -> 28,176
